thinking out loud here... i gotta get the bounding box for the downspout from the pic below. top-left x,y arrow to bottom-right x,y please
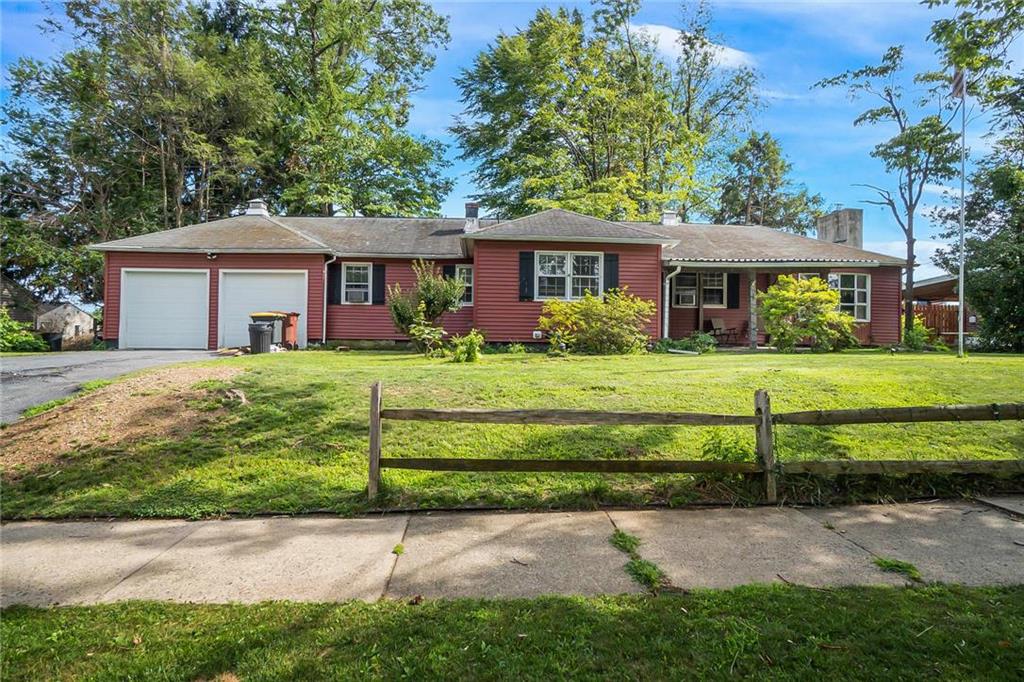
662,265 -> 682,339
322,254 -> 338,345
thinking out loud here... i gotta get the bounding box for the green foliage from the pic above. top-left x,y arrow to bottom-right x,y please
505,342 -> 527,355
449,329 -> 485,363
653,331 -> 718,354
700,428 -> 751,463
714,132 -> 825,234
1,0 -> 452,303
609,529 -> 641,555
537,289 -> 656,355
0,307 -> 47,352
758,276 -> 859,353
387,260 -> 464,352
874,557 -> 923,582
902,315 -> 937,351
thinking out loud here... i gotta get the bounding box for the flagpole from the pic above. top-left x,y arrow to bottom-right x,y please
957,79 -> 966,359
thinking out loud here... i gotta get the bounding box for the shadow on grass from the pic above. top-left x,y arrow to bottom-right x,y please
2,586 -> 1022,680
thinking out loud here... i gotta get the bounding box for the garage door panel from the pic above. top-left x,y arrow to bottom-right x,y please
219,271 -> 307,348
121,270 -> 208,349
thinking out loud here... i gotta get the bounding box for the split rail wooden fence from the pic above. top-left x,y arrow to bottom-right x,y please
367,381 -> 1023,503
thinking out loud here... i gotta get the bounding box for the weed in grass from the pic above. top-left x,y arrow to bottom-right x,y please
874,557 -> 923,582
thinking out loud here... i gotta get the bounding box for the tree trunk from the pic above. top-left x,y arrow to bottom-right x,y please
904,216 -> 916,336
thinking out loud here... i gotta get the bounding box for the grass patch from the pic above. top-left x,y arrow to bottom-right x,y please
2,351 -> 1022,518
609,529 -> 640,554
2,586 -> 1022,680
875,557 -> 924,582
19,379 -> 114,418
625,558 -> 668,591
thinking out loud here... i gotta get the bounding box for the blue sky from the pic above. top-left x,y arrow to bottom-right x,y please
2,0 -> 1002,278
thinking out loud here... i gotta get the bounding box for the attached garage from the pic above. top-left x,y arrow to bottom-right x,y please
218,270 -> 308,348
119,269 -> 210,349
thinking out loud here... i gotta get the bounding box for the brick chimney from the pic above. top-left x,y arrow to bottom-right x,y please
815,208 -> 862,248
245,198 -> 270,217
660,210 -> 679,226
464,202 -> 481,233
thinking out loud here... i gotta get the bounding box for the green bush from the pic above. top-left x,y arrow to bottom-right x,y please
653,331 -> 717,354
450,329 -> 485,363
387,259 -> 464,340
758,275 -> 859,352
0,307 -> 48,352
902,314 -> 939,351
537,288 -> 656,355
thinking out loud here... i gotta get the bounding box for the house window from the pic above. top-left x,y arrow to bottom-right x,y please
672,273 -> 698,307
671,272 -> 727,308
535,252 -> 602,300
342,263 -> 371,304
455,264 -> 473,305
828,273 -> 870,321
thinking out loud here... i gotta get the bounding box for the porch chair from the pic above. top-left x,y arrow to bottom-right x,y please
704,318 -> 738,345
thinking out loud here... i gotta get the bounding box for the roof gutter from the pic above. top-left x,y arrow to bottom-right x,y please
322,254 -> 338,344
662,265 -> 682,339
463,235 -> 677,246
663,260 -> 896,269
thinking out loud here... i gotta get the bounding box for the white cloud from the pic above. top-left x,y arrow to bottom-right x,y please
631,23 -> 755,69
923,183 -> 957,197
863,238 -> 949,279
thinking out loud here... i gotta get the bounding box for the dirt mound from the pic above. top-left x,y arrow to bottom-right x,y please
1,365 -> 243,475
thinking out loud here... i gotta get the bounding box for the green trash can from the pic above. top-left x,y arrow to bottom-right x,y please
248,322 -> 273,354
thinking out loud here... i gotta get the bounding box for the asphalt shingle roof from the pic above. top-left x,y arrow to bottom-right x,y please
643,222 -> 906,265
466,208 -> 674,244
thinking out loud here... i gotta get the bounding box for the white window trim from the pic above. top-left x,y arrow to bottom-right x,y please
829,272 -> 871,322
341,262 -> 373,305
455,264 -> 474,306
534,251 -> 604,301
671,272 -> 727,309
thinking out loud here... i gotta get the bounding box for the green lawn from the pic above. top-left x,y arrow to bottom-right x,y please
3,586 -> 1022,680
2,350 -> 1022,518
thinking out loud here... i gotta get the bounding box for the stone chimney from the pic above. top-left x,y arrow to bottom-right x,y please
464,202 -> 481,233
245,198 -> 270,217
660,209 -> 679,226
815,208 -> 862,248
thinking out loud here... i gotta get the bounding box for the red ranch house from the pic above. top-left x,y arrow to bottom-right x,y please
90,202 -> 905,349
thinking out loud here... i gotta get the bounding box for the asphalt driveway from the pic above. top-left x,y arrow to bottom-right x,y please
0,350 -> 220,423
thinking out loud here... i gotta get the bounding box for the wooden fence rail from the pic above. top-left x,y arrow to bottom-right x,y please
366,380 -> 1023,504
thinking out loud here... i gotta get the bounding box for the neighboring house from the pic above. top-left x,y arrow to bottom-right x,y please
88,201 -> 906,350
1,274 -> 45,325
907,273 -> 977,341
36,303 -> 96,349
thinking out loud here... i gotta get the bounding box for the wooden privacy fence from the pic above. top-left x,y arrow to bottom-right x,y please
367,381 -> 1024,503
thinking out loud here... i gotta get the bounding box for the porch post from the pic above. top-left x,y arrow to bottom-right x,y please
748,272 -> 758,349
697,275 -> 704,333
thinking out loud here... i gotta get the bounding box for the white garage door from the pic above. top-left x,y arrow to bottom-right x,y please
120,269 -> 209,349
219,270 -> 308,348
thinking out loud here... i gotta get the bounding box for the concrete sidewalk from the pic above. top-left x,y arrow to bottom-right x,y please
2,499 -> 1022,607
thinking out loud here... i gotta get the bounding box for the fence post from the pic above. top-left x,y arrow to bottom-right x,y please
754,389 -> 777,504
368,380 -> 382,501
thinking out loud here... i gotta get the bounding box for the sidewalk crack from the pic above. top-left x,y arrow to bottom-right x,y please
380,514 -> 410,601
98,521 -> 205,600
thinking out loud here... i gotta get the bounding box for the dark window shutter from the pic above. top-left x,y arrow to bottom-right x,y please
372,264 -> 386,305
603,253 -> 619,292
726,273 -> 740,309
519,251 -> 534,301
327,262 -> 341,305
442,264 -> 455,278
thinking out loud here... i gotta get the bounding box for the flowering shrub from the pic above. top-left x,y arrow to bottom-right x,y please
757,275 -> 858,352
537,289 -> 655,355
450,328 -> 485,363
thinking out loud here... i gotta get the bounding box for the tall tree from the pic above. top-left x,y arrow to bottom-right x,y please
667,0 -> 760,221
452,3 -> 699,220
816,46 -> 961,335
713,131 -> 825,234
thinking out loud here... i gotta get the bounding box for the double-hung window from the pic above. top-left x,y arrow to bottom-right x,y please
828,273 -> 869,321
536,252 -> 602,300
672,272 -> 726,308
342,263 -> 371,304
455,264 -> 473,305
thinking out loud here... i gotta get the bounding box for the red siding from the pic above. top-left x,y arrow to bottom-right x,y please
103,252 -> 325,349
325,258 -> 473,341
667,267 -> 903,346
472,241 -> 663,342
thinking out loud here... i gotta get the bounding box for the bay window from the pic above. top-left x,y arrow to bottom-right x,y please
535,251 -> 602,300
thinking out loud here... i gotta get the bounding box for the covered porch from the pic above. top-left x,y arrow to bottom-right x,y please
659,263 -> 840,348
